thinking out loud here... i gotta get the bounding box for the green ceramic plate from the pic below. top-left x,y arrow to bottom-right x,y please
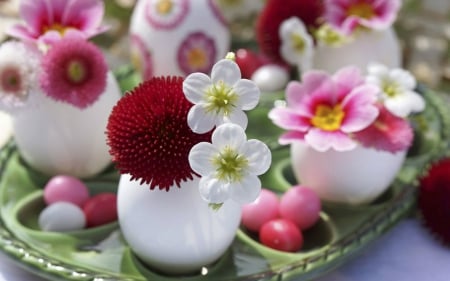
0,85 -> 448,281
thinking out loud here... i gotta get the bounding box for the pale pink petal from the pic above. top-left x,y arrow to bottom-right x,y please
268,107 -> 310,131
230,175 -> 261,204
341,85 -> 379,132
279,131 -> 306,145
19,0 -> 50,34
6,25 -> 36,42
333,66 -> 365,100
62,0 -> 105,31
305,128 -> 357,152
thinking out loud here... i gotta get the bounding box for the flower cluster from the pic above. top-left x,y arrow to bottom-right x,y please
107,54 -> 271,207
0,0 -> 108,111
256,0 -> 401,68
269,64 -> 424,153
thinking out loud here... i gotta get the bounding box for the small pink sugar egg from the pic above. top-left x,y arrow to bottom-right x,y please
259,218 -> 303,252
279,185 -> 321,230
43,175 -> 90,207
241,188 -> 279,232
83,193 -> 117,228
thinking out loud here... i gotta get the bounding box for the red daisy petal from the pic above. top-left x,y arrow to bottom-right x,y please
106,76 -> 212,191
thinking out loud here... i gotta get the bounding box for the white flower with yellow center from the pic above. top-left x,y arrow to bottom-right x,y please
189,123 -> 271,205
366,63 -> 425,118
183,56 -> 260,133
279,17 -> 314,70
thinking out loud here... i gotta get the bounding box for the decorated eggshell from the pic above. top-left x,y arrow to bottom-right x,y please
129,0 -> 230,79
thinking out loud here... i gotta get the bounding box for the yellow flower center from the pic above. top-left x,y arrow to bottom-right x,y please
311,104 -> 345,131
187,47 -> 207,69
212,146 -> 248,183
383,82 -> 400,97
347,2 -> 375,19
67,60 -> 87,84
205,81 -> 238,115
156,0 -> 173,15
291,33 -> 305,53
43,23 -> 71,35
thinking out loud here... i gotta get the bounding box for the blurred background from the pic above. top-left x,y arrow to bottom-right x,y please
1,0 -> 449,92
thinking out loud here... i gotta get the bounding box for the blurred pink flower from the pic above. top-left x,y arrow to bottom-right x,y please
324,0 -> 401,35
7,0 -> 107,45
39,33 -> 107,109
269,66 -> 379,151
353,104 -> 413,153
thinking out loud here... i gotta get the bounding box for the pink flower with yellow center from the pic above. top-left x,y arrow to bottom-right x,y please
269,66 -> 379,152
324,0 -> 401,35
39,33 -> 107,109
177,32 -> 217,75
7,0 -> 107,45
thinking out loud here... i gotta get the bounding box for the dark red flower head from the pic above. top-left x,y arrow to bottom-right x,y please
256,0 -> 325,63
418,158 -> 450,245
106,76 -> 212,191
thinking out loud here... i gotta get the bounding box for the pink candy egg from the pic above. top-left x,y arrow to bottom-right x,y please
43,175 -> 90,207
259,218 -> 303,252
241,188 -> 280,232
279,185 -> 321,230
83,193 -> 117,228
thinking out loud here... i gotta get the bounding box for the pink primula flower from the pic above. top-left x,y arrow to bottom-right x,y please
324,0 -> 401,35
7,0 -> 107,45
353,104 -> 413,153
269,66 -> 379,152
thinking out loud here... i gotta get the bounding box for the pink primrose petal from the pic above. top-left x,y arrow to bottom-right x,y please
354,106 -> 413,152
341,84 -> 379,133
268,107 -> 310,131
6,25 -> 36,42
279,131 -> 307,145
19,0 -> 51,35
61,0 -> 105,31
305,128 -> 357,152
333,66 -> 365,100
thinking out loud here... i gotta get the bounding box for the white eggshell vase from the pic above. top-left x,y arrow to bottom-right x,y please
13,73 -> 121,178
311,27 -> 402,73
290,141 -> 407,205
129,0 -> 230,78
117,174 -> 242,275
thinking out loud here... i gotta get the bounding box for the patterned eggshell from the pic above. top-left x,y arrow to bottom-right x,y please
129,0 -> 230,79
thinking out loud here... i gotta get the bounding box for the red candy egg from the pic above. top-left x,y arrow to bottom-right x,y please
83,193 -> 118,227
279,185 -> 321,230
241,188 -> 279,232
259,218 -> 303,252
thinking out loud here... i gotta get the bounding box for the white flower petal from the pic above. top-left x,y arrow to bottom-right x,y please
367,62 -> 389,77
187,104 -> 216,133
390,69 -> 416,90
224,109 -> 248,131
188,142 -> 217,176
230,175 -> 261,204
211,59 -> 241,86
183,73 -> 212,104
199,174 -> 231,204
212,123 -> 246,149
241,139 -> 271,175
384,96 -> 412,118
233,79 -> 260,110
